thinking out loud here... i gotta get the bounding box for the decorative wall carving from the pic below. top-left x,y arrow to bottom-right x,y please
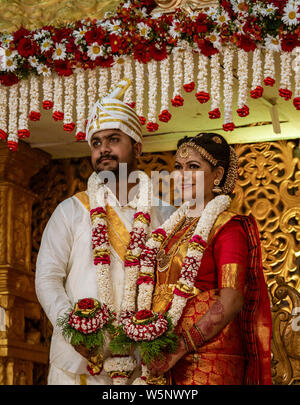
29,141 -> 300,384
153,0 -> 218,13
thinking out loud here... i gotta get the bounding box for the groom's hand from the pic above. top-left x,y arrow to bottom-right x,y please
73,344 -> 98,361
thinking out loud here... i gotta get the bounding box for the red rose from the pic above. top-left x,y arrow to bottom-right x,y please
196,91 -> 210,103
85,27 -> 105,45
237,105 -> 249,117
18,129 -> 30,138
126,102 -> 136,109
158,109 -> 171,122
135,309 -> 154,321
139,116 -> 146,125
29,111 -> 41,121
54,60 -> 73,76
149,43 -> 167,61
42,100 -> 54,110
197,39 -> 219,57
146,122 -> 159,132
78,298 -> 95,310
0,73 -> 19,86
281,34 -> 299,53
264,76 -> 275,87
7,141 -> 18,151
293,97 -> 300,110
279,88 -> 292,101
171,94 -> 184,107
183,82 -> 195,93
208,108 -> 221,119
76,131 -> 86,141
63,122 -> 75,133
190,235 -> 208,248
236,34 -> 256,52
250,86 -> 263,99
17,37 -> 39,58
0,129 -> 7,140
223,122 -> 235,131
52,111 -> 64,121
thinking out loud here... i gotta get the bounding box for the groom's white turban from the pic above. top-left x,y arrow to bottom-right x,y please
86,77 -> 143,146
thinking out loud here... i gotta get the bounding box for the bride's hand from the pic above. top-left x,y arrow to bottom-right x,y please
147,338 -> 187,376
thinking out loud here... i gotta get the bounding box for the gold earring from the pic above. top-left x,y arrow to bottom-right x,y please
212,179 -> 222,194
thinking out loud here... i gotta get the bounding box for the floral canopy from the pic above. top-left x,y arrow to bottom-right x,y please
0,0 -> 299,151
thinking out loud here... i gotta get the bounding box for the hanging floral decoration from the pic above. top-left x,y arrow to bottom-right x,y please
0,0 -> 299,150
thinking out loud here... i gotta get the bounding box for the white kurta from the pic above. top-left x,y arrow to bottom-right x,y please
35,187 -> 175,384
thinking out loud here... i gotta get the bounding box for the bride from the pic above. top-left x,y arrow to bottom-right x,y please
144,132 -> 272,385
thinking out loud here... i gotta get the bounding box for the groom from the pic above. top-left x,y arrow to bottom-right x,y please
35,78 -> 175,385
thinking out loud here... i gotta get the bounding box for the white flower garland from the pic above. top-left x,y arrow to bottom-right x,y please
147,59 -> 158,124
237,49 -> 249,110
98,67 -> 109,99
42,74 -> 53,108
53,74 -> 63,115
63,74 -> 75,127
87,69 -> 97,117
280,51 -> 292,92
172,48 -> 183,99
223,46 -> 234,128
87,170 -> 153,384
134,195 -> 231,384
160,57 -> 170,114
7,83 -> 19,148
210,53 -> 221,115
183,47 -> 194,88
75,68 -> 86,138
197,52 -> 209,94
0,85 -> 7,139
29,74 -> 40,115
18,79 -> 29,137
263,49 -> 275,84
251,47 -> 263,92
135,60 -> 144,119
123,57 -> 134,105
293,47 -> 300,101
111,61 -> 122,88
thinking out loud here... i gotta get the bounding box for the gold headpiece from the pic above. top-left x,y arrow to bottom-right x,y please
176,141 -> 218,166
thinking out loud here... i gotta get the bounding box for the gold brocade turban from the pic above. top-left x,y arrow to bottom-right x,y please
86,78 -> 143,146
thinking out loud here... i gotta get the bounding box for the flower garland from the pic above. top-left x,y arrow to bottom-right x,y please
209,53 -> 221,119
171,48 -> 184,108
42,74 -> 54,110
52,74 -> 64,122
7,83 -> 19,151
18,79 -> 30,139
75,68 -> 86,141
159,57 -> 171,123
63,74 -> 75,133
29,74 -> 40,121
250,47 -> 263,99
196,52 -> 210,104
263,49 -> 276,87
87,170 -> 152,384
98,67 -> 109,99
237,49 -> 249,118
183,47 -> 195,93
0,85 -> 7,140
130,194 -> 231,384
293,47 -> 300,110
279,51 -> 293,101
111,61 -> 122,88
222,46 -> 235,131
123,57 -> 135,107
87,69 -> 97,118
135,60 -> 146,125
146,59 -> 159,132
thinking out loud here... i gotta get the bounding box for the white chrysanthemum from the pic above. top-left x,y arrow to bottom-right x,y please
33,30 -> 49,41
264,34 -> 281,52
189,11 -> 199,21
53,43 -> 66,60
209,32 -> 222,50
231,0 -> 248,15
1,35 -> 13,47
169,20 -> 181,38
2,57 -> 17,72
137,22 -> 151,38
4,48 -> 17,59
28,55 -> 39,67
206,6 -> 218,18
40,38 -> 53,52
282,2 -> 299,26
135,7 -> 148,18
212,10 -> 230,24
87,42 -> 105,60
73,27 -> 87,40
259,4 -> 278,16
122,1 -> 131,8
106,19 -> 122,33
37,64 -> 51,76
